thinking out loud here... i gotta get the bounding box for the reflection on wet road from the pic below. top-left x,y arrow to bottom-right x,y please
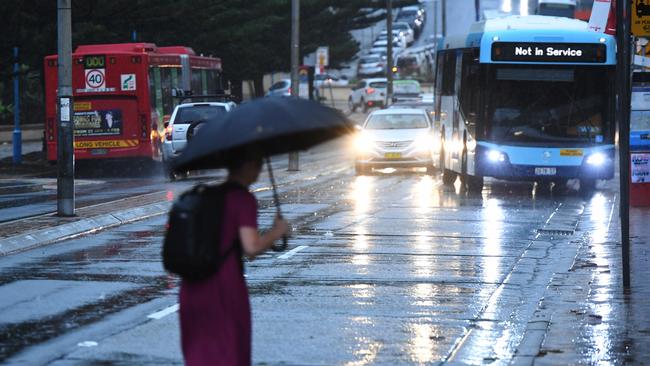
0,154 -> 626,364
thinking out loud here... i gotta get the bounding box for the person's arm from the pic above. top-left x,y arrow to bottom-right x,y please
240,215 -> 289,258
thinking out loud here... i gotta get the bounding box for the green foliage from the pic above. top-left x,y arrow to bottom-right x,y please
0,0 -> 417,121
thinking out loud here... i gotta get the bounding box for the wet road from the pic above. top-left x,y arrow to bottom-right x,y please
0,109 -> 625,364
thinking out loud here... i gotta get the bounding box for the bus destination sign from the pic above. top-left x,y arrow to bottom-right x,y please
491,42 -> 606,63
84,55 -> 105,69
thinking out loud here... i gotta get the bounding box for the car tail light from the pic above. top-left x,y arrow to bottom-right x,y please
366,87 -> 375,94
378,63 -> 384,67
288,87 -> 292,94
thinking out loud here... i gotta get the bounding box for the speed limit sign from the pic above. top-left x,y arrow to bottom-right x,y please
85,69 -> 105,89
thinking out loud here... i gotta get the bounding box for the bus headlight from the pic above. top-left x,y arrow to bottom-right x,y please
586,152 -> 606,166
487,150 -> 506,163
355,133 -> 375,152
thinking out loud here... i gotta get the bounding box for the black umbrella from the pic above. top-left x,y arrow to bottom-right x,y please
172,97 -> 354,250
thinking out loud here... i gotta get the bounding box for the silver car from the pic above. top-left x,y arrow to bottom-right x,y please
162,102 -> 236,179
357,55 -> 385,77
354,108 -> 435,175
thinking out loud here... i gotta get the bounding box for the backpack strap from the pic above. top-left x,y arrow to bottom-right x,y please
213,181 -> 249,274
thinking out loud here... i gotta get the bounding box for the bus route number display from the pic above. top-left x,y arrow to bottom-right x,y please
491,42 -> 606,63
84,55 -> 105,69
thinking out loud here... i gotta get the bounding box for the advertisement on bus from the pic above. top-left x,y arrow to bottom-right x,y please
73,109 -> 123,137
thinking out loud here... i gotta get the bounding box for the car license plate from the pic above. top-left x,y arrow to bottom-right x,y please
385,152 -> 402,159
90,149 -> 108,155
535,167 -> 556,176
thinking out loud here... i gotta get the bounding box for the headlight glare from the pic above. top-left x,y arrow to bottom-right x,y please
355,133 -> 374,152
487,150 -> 506,163
586,152 -> 606,166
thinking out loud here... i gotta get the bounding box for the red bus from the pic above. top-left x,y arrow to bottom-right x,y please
575,0 -> 594,21
44,43 -> 223,162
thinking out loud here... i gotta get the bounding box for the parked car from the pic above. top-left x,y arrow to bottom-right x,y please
314,73 -> 349,88
354,108 -> 435,175
265,78 -> 319,99
393,22 -> 417,43
394,53 -> 426,79
162,101 -> 236,179
266,79 -> 292,97
348,78 -> 388,113
379,29 -> 412,46
372,38 -> 407,50
392,79 -> 422,102
357,55 -> 385,77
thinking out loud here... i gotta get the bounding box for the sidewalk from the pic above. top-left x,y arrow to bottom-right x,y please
0,124 -> 43,143
513,181 -> 650,365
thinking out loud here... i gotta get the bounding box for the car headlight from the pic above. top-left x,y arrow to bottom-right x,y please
586,152 -> 606,166
487,150 -> 506,163
355,133 -> 375,152
413,134 -> 435,151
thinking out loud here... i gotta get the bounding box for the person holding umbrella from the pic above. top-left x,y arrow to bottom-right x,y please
172,97 -> 353,365
179,148 -> 289,366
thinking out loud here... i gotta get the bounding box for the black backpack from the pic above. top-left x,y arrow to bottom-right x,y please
163,181 -> 246,282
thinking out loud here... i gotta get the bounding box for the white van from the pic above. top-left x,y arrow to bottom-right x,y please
536,0 -> 576,18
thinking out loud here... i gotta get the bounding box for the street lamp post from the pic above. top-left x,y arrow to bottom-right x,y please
57,0 -> 75,216
616,0 -> 631,289
288,0 -> 300,171
386,0 -> 393,105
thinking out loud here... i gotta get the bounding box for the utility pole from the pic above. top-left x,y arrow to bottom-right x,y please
442,0 -> 447,37
433,0 -> 438,43
57,0 -> 75,216
616,0 -> 631,289
386,0 -> 393,105
12,47 -> 21,165
288,0 -> 300,171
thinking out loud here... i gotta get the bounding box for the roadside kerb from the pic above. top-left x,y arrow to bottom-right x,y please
0,201 -> 170,256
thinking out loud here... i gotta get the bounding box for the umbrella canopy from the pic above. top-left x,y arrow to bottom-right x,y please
172,97 -> 354,173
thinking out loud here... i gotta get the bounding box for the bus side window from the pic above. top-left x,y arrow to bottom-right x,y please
191,69 -> 202,96
441,51 -> 456,96
460,50 -> 480,135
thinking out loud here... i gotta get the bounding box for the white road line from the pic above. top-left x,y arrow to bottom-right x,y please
147,304 -> 179,320
278,245 -> 309,260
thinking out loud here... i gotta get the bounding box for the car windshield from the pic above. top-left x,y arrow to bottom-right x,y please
394,82 -> 420,94
488,66 -> 613,144
394,23 -> 410,30
176,105 -> 226,124
365,113 -> 428,129
360,57 -> 379,64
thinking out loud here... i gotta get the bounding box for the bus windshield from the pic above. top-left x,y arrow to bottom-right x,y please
487,66 -> 612,145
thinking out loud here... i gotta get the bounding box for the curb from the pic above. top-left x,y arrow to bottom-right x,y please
0,201 -> 171,256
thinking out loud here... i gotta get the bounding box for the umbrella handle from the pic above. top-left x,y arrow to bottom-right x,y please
266,157 -> 288,252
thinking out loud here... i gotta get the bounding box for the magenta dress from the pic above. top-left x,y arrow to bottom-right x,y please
179,188 -> 257,366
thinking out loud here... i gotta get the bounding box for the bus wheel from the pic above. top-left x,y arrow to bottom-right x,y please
355,163 -> 368,175
580,179 -> 597,194
442,169 -> 457,185
466,175 -> 484,193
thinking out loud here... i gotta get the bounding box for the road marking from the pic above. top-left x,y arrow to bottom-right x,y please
77,341 -> 98,347
278,245 -> 308,259
147,304 -> 179,320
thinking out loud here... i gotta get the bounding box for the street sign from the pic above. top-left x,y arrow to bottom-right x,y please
633,0 -> 650,37
316,46 -> 329,74
85,69 -> 105,89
